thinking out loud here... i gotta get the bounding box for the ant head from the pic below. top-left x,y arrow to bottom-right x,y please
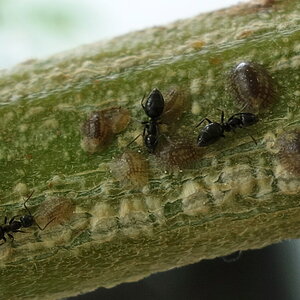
20,215 -> 34,228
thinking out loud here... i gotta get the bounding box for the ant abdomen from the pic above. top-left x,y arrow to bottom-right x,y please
142,88 -> 165,119
197,122 -> 225,147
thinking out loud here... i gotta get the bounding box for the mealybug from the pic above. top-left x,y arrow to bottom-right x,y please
35,197 -> 75,228
81,107 -> 130,153
110,151 -> 149,187
160,88 -> 187,124
228,61 -> 276,111
277,129 -> 300,176
156,138 -> 204,170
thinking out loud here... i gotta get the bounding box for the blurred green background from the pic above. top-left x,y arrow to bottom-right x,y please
0,0 -> 246,69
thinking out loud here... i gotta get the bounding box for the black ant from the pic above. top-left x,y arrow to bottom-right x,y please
129,88 -> 165,153
196,111 -> 259,147
0,191 -> 54,245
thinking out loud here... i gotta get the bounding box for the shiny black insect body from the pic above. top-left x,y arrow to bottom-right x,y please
0,192 -> 53,245
140,88 -> 165,153
127,89 -> 165,153
142,119 -> 160,153
142,88 -> 165,119
196,112 -> 258,147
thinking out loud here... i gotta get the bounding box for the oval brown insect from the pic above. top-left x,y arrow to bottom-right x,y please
101,107 -> 131,134
35,197 -> 75,228
81,107 -> 131,153
81,111 -> 111,153
156,138 -> 204,170
276,129 -> 300,176
110,151 -> 149,187
228,61 -> 276,111
160,89 -> 187,124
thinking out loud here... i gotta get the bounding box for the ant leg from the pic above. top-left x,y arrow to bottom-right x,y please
195,118 -> 212,129
142,125 -> 147,139
36,218 -> 56,231
4,216 -> 8,224
248,134 -> 257,145
126,133 -> 142,148
239,103 -> 248,112
7,233 -> 14,241
152,123 -> 161,148
127,120 -> 149,148
163,134 -> 175,145
0,236 -> 7,245
221,111 -> 225,124
216,109 -> 226,124
9,215 -> 21,224
23,190 -> 34,216
243,128 -> 258,145
140,94 -> 146,111
14,230 -> 28,233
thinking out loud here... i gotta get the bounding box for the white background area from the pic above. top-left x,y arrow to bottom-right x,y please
0,0 -> 247,69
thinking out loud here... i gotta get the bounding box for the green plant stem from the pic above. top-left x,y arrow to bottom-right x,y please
0,0 -> 299,299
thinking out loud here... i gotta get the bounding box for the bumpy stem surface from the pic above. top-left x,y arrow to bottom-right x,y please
0,0 -> 299,299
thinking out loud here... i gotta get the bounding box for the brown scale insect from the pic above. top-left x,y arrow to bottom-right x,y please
156,138 -> 204,170
110,151 -> 149,187
81,107 -> 130,153
276,129 -> 300,176
35,197 -> 75,228
160,89 -> 187,124
228,61 -> 276,111
101,107 -> 131,134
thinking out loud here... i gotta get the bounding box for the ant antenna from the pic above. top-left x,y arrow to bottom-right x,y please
220,110 -> 225,124
23,190 -> 56,231
215,109 -> 225,123
194,118 -> 212,129
126,133 -> 142,148
140,94 -> 147,109
240,128 -> 257,145
248,133 -> 257,145
35,218 -> 56,231
239,103 -> 248,112
23,190 -> 35,216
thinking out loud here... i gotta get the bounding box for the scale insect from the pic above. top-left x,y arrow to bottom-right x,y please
196,111 -> 259,147
81,106 -> 131,153
228,61 -> 276,111
0,191 -> 54,245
